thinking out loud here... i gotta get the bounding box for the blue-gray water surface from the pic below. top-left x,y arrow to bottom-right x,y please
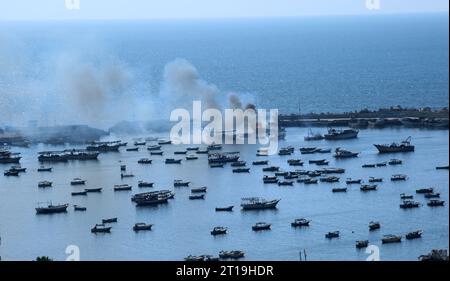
0,128 -> 448,261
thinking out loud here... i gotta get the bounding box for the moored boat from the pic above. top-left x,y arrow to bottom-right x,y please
356,240 -> 369,248
374,136 -> 415,153
252,160 -> 268,165
346,178 -> 361,184
189,194 -> 205,200
360,184 -> 377,192
37,166 -> 52,172
91,224 -> 111,233
174,180 -> 190,187
73,205 -> 87,211
70,178 -> 86,185
416,187 -> 434,194
382,234 -> 402,244
165,158 -> 182,164
388,159 -> 403,165
137,158 -> 152,164
211,226 -> 227,235
291,218 -> 310,227
233,167 -> 250,173
191,186 -> 207,193
369,221 -> 381,231
38,181 -> 52,188
215,205 -> 234,212
36,203 -> 69,214
71,191 -> 87,196
406,230 -> 423,240
114,184 -> 132,191
219,250 -> 244,259
324,128 -> 358,140
85,188 -> 102,193
333,148 -> 359,158
332,187 -> 347,193
241,197 -> 280,210
400,200 -> 421,209
427,199 -> 445,207
391,174 -> 407,181
325,231 -> 340,239
133,223 -> 153,231
252,222 -> 271,231
102,218 -> 118,224
138,181 -> 154,188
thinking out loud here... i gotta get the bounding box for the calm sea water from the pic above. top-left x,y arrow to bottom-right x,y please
0,128 -> 448,261
0,13 -> 448,117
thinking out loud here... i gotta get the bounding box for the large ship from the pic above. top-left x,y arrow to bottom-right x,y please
374,136 -> 415,153
86,141 -> 121,152
324,128 -> 359,140
240,197 -> 280,210
0,149 -> 21,164
35,203 -> 69,214
38,149 -> 99,162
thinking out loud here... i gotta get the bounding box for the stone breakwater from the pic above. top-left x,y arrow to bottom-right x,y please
279,106 -> 449,129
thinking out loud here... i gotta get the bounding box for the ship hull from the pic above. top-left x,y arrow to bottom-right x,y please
374,144 -> 415,153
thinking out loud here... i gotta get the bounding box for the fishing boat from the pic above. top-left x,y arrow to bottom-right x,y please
186,155 -> 198,160
133,223 -> 153,231
278,180 -> 293,186
0,149 -> 21,164
241,197 -> 280,210
37,166 -> 52,172
391,174 -> 407,181
138,181 -> 154,188
284,173 -> 298,180
435,165 -> 449,170
263,175 -> 278,184
388,159 -> 403,165
121,172 -> 134,178
134,194 -> 170,206
233,168 -> 250,173
400,193 -> 413,200
374,136 -> 415,153
150,151 -> 163,156
416,187 -> 434,194
356,240 -> 369,248
376,162 -> 387,167
320,167 -> 345,174
174,180 -> 190,187
215,206 -> 234,212
207,144 -> 222,151
360,185 -> 377,192
114,184 -> 132,191
158,139 -> 172,145
196,149 -> 209,154
288,159 -> 303,166
186,147 -> 199,151
369,221 -> 381,231
211,226 -> 228,235
91,224 -> 112,233
73,205 -> 87,211
38,152 -> 68,162
4,169 -> 19,176
291,218 -> 310,227
304,129 -> 324,141
252,222 -> 271,231
137,158 -> 152,164
189,194 -> 205,200
9,165 -> 26,173
102,218 -> 118,223
191,186 -> 207,193
184,255 -> 206,261
147,145 -> 162,151
165,158 -> 182,164
120,165 -> 126,171
85,188 -> 102,193
278,149 -> 292,156
316,148 -> 331,153
382,234 -> 402,244
332,187 -> 347,193
208,152 -> 239,163
299,147 -> 318,154
309,159 -> 327,165
400,200 -> 421,209
274,171 -> 288,176
418,249 -> 449,261
256,148 -> 269,156
346,178 -> 362,184
304,178 -> 318,184
70,178 -> 86,185
63,149 -> 100,160
231,161 -> 246,167
174,150 -> 187,155
219,250 -> 245,259
333,148 -> 359,158
210,163 -> 224,168
71,191 -> 87,196
38,181 -> 52,188
325,231 -> 340,239
36,203 -> 69,214
262,166 -> 279,172
324,128 -> 358,140
362,164 -> 376,168
406,230 -> 423,240
134,141 -> 146,146
424,193 -> 440,199
86,141 -> 120,152
369,177 -> 383,183
427,199 -> 445,207
320,176 -> 340,183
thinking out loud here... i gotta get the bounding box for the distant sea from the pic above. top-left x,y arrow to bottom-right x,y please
0,13 -> 448,117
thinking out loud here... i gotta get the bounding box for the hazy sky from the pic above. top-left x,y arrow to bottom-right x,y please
0,0 -> 448,20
